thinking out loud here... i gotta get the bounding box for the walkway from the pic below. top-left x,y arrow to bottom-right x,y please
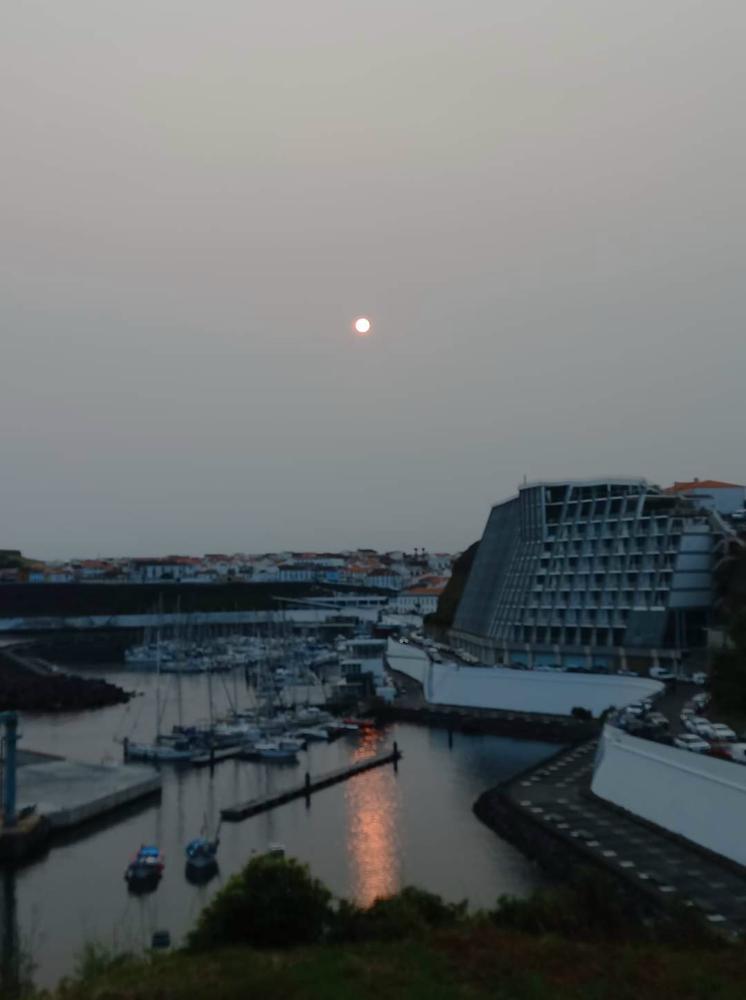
510,740 -> 746,936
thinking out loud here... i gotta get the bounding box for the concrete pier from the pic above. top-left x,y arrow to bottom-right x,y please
222,746 -> 401,821
1,754 -> 160,863
17,759 -> 161,830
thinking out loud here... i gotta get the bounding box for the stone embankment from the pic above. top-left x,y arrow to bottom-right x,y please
474,739 -> 746,937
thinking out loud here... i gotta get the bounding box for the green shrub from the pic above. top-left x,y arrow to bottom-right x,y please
491,870 -> 640,940
570,706 -> 592,721
187,854 -> 333,951
331,887 -> 467,943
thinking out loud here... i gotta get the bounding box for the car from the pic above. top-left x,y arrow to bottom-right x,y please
674,734 -> 710,753
692,692 -> 710,708
726,743 -> 746,764
649,666 -> 675,680
708,723 -> 737,742
625,703 -> 645,717
647,712 -> 669,728
685,717 -> 712,736
691,672 -> 708,686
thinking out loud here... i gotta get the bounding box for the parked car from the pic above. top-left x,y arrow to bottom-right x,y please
686,717 -> 712,737
649,666 -> 675,680
647,712 -> 669,728
708,723 -> 737,742
674,734 -> 710,753
691,672 -> 708,686
692,692 -> 710,709
726,743 -> 746,764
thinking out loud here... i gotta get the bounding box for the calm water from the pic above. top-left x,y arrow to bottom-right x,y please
5,666 -> 557,988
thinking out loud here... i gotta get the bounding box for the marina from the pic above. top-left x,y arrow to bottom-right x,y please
1,665 -> 557,989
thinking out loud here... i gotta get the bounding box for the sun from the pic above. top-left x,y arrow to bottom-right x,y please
354,317 -> 372,336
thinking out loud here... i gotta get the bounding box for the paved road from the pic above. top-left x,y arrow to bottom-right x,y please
511,740 -> 746,936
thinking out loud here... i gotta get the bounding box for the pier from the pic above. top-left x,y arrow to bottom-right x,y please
475,738 -> 746,937
221,744 -> 401,821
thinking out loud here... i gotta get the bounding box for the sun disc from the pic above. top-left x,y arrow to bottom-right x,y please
354,317 -> 371,335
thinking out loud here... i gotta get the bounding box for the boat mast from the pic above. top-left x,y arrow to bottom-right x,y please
155,598 -> 162,741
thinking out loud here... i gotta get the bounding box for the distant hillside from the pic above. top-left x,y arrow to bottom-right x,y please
0,548 -> 25,569
425,541 -> 479,632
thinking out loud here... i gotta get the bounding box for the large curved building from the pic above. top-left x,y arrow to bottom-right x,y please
451,479 -> 716,672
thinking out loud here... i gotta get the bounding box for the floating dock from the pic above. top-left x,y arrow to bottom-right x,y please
221,745 -> 401,822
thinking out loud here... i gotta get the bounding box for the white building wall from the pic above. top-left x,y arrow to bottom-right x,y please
687,486 -> 745,516
592,724 -> 746,867
386,641 -> 662,717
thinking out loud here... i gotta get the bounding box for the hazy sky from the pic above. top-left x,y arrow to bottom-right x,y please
2,1 -> 745,559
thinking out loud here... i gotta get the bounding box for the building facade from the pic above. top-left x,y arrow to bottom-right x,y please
452,479 -> 717,671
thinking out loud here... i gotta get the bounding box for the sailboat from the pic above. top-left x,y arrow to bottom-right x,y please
185,835 -> 219,881
125,844 -> 164,892
125,607 -> 196,763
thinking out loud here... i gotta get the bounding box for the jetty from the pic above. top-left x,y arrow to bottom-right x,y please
221,744 -> 401,821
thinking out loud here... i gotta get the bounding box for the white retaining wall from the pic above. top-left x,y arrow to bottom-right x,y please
386,641 -> 662,717
592,724 -> 746,867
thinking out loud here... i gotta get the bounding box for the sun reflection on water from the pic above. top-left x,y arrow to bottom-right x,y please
345,728 -> 401,906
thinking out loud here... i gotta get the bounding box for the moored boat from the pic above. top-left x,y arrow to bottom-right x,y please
185,836 -> 219,881
125,845 -> 164,891
297,726 -> 329,742
255,741 -> 298,761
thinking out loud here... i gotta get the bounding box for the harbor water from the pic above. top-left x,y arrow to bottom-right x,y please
5,666 -> 558,988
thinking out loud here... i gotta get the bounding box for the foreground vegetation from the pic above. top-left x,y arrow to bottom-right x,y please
40,931 -> 746,1000
27,856 -> 746,1000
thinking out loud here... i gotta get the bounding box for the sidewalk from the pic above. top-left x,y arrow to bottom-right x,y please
508,740 -> 746,936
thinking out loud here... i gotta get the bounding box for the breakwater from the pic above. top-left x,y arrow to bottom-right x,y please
473,739 -> 746,936
0,644 -> 131,711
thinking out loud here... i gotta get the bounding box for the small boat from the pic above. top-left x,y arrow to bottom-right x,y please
125,845 -> 164,891
278,735 -> 307,752
255,741 -> 298,761
185,837 -> 219,881
297,726 -> 329,742
343,717 -> 376,729
124,739 -> 194,762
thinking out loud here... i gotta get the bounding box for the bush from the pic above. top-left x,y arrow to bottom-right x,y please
331,887 -> 467,943
187,854 -> 333,951
491,870 -> 641,940
570,706 -> 592,721
490,870 -> 724,949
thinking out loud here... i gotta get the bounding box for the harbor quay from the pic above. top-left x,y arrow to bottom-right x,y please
475,736 -> 746,937
0,748 -> 161,862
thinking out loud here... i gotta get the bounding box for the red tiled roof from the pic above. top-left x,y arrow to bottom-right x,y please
665,480 -> 744,492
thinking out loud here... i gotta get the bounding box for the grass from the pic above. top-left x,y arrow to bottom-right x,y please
37,927 -> 746,1000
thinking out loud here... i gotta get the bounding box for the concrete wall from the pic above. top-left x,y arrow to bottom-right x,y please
0,607 -> 380,632
592,724 -> 746,867
386,641 -> 662,716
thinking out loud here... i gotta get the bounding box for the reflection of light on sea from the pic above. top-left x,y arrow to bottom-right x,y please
345,728 -> 400,906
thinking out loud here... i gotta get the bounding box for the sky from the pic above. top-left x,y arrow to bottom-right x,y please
2,1 -> 745,560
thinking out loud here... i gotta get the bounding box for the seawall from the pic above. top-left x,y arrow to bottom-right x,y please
592,723 -> 746,868
387,640 -> 663,717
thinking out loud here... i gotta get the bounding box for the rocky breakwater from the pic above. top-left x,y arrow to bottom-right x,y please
0,644 -> 131,712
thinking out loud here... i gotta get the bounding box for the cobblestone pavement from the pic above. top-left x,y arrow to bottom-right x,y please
510,740 -> 746,936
